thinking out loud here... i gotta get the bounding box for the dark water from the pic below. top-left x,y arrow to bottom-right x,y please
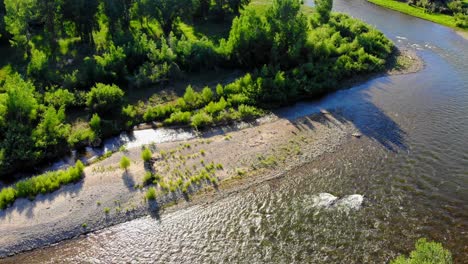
3,0 -> 467,262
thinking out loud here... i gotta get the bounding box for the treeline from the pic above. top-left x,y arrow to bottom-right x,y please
0,0 -> 394,177
407,0 -> 467,27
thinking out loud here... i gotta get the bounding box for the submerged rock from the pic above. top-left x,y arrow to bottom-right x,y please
308,193 -> 364,211
334,194 -> 364,211
312,193 -> 338,208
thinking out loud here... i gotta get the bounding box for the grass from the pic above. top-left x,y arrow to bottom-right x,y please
0,161 -> 85,210
367,0 -> 465,30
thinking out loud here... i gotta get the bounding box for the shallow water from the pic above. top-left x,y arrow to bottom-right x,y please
3,0 -> 467,262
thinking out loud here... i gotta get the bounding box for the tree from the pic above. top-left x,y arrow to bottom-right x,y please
102,0 -> 133,38
61,0 -> 99,45
315,0 -> 333,24
32,106 -> 71,157
391,238 -> 452,264
135,0 -> 195,36
0,74 -> 39,174
4,0 -> 37,55
86,83 -> 125,116
228,0 -> 251,14
266,0 -> 308,68
195,0 -> 210,18
89,113 -> 101,134
120,155 -> 131,171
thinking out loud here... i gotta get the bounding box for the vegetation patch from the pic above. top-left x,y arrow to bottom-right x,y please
391,238 -> 452,264
0,0 -> 397,180
0,161 -> 85,210
368,0 -> 467,30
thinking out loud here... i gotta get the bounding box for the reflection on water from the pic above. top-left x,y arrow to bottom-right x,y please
2,0 -> 468,262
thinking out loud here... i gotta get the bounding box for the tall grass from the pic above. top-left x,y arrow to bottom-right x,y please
0,161 -> 85,210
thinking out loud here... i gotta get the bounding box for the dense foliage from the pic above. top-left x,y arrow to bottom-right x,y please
391,238 -> 453,264
393,0 -> 467,28
0,0 -> 394,178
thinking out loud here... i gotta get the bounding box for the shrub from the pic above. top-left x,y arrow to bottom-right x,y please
204,97 -> 228,116
191,111 -> 213,128
89,114 -> 101,134
200,87 -> 214,104
0,161 -> 85,210
143,172 -> 154,185
144,104 -> 174,122
164,111 -> 192,125
146,187 -> 157,200
44,89 -> 76,109
68,124 -> 96,148
391,238 -> 452,264
141,147 -> 152,162
86,83 -> 125,116
0,187 -> 17,210
120,156 -> 131,171
183,85 -> 200,109
238,104 -> 261,119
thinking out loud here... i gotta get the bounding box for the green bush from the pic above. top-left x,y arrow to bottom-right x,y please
141,147 -> 152,162
191,111 -> 213,128
120,156 -> 131,170
86,83 -> 125,116
89,114 -> 101,134
164,111 -> 192,125
143,172 -> 154,185
44,89 -> 76,109
146,187 -> 157,200
238,104 -> 261,119
67,124 -> 96,148
144,104 -> 174,122
0,161 -> 85,210
391,238 -> 452,264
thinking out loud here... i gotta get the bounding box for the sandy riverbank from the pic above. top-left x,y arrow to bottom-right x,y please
0,49 -> 423,259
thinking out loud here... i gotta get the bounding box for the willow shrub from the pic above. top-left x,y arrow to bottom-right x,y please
0,161 -> 85,210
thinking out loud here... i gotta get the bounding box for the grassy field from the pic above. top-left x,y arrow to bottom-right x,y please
367,0 -> 465,30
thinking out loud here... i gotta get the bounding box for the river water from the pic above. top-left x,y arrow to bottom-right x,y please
3,0 -> 467,263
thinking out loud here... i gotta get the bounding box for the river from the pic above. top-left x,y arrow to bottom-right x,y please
3,0 -> 467,262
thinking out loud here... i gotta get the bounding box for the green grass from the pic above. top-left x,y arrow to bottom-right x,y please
367,0 -> 465,30
0,161 -> 85,210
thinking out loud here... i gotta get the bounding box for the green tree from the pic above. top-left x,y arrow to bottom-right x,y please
4,0 -> 37,55
141,147 -> 152,162
228,0 -> 251,14
391,238 -> 452,264
61,0 -> 99,45
0,74 -> 39,174
120,155 -> 131,171
266,0 -> 308,68
89,113 -> 101,134
102,0 -> 133,38
86,83 -> 125,116
315,0 -> 333,24
135,0 -> 195,36
32,106 -> 71,157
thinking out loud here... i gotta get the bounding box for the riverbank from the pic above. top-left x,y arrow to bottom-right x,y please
0,49 -> 423,259
367,0 -> 467,33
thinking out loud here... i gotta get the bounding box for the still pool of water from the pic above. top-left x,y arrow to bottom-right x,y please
2,0 -> 467,262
